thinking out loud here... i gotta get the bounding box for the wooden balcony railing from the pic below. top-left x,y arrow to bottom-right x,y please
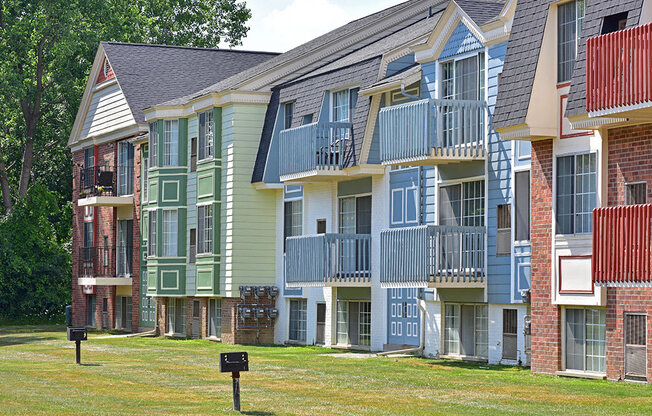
586,23 -> 652,113
378,98 -> 486,164
285,233 -> 371,286
279,122 -> 355,178
380,225 -> 486,286
593,205 -> 652,284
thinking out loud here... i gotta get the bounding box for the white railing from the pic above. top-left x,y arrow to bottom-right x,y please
279,122 -> 354,177
285,233 -> 371,286
380,225 -> 486,286
379,98 -> 486,164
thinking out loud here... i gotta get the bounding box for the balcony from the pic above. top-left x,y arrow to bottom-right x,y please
380,225 -> 486,288
593,205 -> 652,285
279,122 -> 357,181
586,23 -> 652,117
378,98 -> 486,165
77,164 -> 134,207
78,246 -> 133,286
285,233 -> 371,287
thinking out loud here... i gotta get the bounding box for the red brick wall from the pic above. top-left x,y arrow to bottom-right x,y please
530,139 -> 561,375
96,57 -> 115,84
605,287 -> 652,381
607,123 -> 652,206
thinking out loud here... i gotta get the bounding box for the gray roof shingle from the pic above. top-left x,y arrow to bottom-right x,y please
102,42 -> 278,124
456,0 -> 507,25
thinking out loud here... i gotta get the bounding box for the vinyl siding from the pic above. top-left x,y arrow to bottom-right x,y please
221,104 -> 277,297
80,82 -> 135,140
186,115 -> 198,295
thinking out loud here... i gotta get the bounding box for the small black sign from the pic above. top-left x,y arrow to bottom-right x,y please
67,327 -> 88,342
220,352 -> 249,373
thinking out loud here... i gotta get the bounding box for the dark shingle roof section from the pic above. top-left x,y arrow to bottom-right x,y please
456,0 -> 507,25
160,0 -> 449,107
251,58 -> 382,183
565,0 -> 643,117
493,1 -> 553,130
102,42 -> 278,124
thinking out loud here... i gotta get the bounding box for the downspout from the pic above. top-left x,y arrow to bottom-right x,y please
376,289 -> 428,357
400,83 -> 420,100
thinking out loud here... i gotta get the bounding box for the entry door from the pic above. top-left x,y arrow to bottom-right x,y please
387,169 -> 421,346
316,303 -> 326,345
191,300 -> 201,339
625,314 -> 647,380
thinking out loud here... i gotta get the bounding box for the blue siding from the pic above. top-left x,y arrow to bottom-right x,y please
513,244 -> 531,302
421,62 -> 437,99
262,105 -> 286,184
367,95 -> 385,164
439,22 -> 484,60
386,53 -> 415,78
486,41 -> 511,304
421,166 -> 436,225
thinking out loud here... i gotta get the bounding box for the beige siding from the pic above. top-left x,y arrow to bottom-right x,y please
80,82 -> 135,140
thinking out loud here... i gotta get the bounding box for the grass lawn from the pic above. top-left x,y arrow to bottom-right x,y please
0,326 -> 650,415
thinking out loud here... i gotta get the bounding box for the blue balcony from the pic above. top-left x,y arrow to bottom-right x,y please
279,122 -> 355,180
285,233 -> 371,287
380,225 -> 486,288
378,99 -> 487,165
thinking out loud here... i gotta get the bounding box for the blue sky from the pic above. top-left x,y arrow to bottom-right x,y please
236,0 -> 402,52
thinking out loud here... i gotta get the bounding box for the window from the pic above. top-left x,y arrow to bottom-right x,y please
209,298 -> 222,338
496,204 -> 511,256
162,210 -> 178,257
115,296 -> 132,331
444,304 -> 488,358
283,199 -> 302,252
625,314 -> 647,379
283,102 -> 294,130
148,211 -> 157,257
515,171 -> 530,241
317,219 -> 326,234
190,137 -> 197,172
289,299 -> 307,342
83,222 -> 93,248
558,0 -> 586,82
601,12 -> 628,35
149,122 -> 158,168
189,229 -> 196,264
198,110 -> 214,161
565,308 -> 606,373
556,153 -> 597,234
197,205 -> 213,254
104,59 -> 110,77
336,301 -> 371,346
625,182 -> 647,205
116,219 -> 133,277
332,90 -> 350,123
117,141 -> 134,196
503,309 -> 518,360
302,114 -> 313,125
142,149 -> 148,202
439,181 -> 485,227
168,298 -> 187,335
163,119 -> 179,166
87,295 -> 96,327
84,148 -> 94,169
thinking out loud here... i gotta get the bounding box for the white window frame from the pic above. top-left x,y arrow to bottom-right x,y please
198,110 -> 214,161
390,188 -> 405,226
561,307 -> 607,374
149,122 -> 158,169
148,209 -> 157,257
162,209 -> 178,257
197,203 -> 213,255
554,151 -> 598,236
163,119 -> 179,167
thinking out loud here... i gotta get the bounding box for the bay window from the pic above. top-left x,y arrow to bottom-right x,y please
163,119 -> 179,166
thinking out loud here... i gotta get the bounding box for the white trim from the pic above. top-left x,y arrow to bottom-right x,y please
197,173 -> 214,199
390,188 -> 405,226
161,180 -> 180,203
405,185 -> 419,224
160,270 -> 180,291
588,100 -> 652,118
196,268 -> 214,290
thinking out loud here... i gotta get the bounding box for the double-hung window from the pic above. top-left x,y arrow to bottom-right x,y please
283,102 -> 294,130
163,119 -> 179,166
149,122 -> 158,168
148,211 -> 157,257
331,88 -> 358,142
198,110 -> 214,161
556,153 -> 597,234
558,0 -> 586,82
197,204 -> 213,254
162,210 -> 178,257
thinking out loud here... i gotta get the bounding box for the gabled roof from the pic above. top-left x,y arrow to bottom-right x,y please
157,0 -> 449,108
565,0 -> 643,118
455,0 -> 507,25
101,42 -> 278,125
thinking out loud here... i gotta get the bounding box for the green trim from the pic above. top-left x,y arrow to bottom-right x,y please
157,120 -> 164,166
179,118 -> 188,166
214,107 -> 222,160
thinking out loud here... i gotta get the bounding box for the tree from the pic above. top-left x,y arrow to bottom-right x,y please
0,0 -> 251,214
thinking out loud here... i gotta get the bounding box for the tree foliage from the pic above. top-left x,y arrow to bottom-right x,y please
0,0 -> 251,320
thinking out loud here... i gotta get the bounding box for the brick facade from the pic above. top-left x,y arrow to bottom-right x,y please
529,139 -> 561,375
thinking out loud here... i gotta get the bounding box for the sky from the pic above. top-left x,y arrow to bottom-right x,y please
234,0 -> 403,53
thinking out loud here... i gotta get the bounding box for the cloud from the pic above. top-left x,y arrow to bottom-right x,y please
241,0 -> 354,52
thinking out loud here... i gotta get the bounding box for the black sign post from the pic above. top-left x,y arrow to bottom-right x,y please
66,327 -> 88,365
220,352 -> 249,412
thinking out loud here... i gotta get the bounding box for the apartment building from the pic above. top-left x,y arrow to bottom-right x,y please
252,0 -> 535,365
68,43 -> 278,333
495,0 -> 652,381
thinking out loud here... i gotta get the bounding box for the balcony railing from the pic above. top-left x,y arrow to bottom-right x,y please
79,246 -> 133,278
285,233 -> 371,286
378,98 -> 486,164
78,163 -> 133,198
380,225 -> 486,286
587,23 -> 652,113
279,122 -> 355,178
593,205 -> 652,285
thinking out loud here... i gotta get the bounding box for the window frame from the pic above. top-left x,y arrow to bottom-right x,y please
149,122 -> 158,169
198,110 -> 214,161
197,203 -> 213,255
563,307 -> 606,374
555,152 -> 598,236
439,51 -> 486,101
438,178 -> 486,227
288,298 -> 307,343
161,209 -> 178,257
162,119 -> 179,167
283,101 -> 294,130
557,0 -> 586,83
148,209 -> 157,257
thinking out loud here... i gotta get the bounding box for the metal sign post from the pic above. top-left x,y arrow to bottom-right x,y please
66,327 -> 88,365
220,352 -> 249,413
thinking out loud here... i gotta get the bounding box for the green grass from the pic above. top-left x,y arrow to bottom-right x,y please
0,326 -> 650,415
